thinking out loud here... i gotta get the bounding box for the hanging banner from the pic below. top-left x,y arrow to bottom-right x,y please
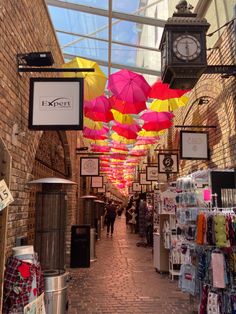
158,153 -> 179,173
180,131 -> 209,160
0,179 -> 14,211
80,157 -> 100,176
29,78 -> 84,130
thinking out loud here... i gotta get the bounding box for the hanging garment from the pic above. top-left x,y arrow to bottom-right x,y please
178,264 -> 196,295
206,215 -> 215,245
211,252 -> 225,289
196,213 -> 206,245
214,215 -> 227,247
199,284 -> 209,314
207,292 -> 221,314
3,256 -> 44,314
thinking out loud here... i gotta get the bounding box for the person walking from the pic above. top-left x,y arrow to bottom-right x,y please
105,200 -> 117,237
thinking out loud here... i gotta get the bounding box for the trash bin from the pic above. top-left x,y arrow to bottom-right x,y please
44,272 -> 69,314
70,225 -> 90,268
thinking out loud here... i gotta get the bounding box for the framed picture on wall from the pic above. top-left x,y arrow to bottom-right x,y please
80,157 -> 100,176
139,172 -> 151,185
91,176 -> 103,188
146,166 -> 158,181
158,153 -> 179,173
28,78 -> 84,130
98,185 -> 106,193
132,182 -> 142,192
180,131 -> 209,160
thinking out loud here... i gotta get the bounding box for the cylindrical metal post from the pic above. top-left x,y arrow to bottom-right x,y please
90,228 -> 97,262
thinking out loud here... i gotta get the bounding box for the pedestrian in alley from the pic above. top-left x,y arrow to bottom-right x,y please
128,205 -> 137,233
105,200 -> 117,237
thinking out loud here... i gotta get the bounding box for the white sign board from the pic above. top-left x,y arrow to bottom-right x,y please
180,131 -> 209,160
29,78 -> 83,130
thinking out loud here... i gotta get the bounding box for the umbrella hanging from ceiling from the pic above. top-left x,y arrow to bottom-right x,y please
148,80 -> 189,100
63,57 -> 107,101
108,69 -> 151,103
150,95 -> 189,112
84,95 -> 113,123
140,111 -> 174,132
109,95 -> 147,114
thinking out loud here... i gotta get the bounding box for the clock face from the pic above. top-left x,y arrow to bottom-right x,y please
173,35 -> 201,61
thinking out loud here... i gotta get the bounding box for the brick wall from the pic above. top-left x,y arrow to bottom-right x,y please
158,22 -> 236,178
0,0 -> 80,257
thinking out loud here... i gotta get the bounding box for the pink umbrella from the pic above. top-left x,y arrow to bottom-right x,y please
83,126 -> 109,140
135,139 -> 157,145
84,95 -> 113,122
112,122 -> 140,140
91,145 -> 110,152
110,142 -> 129,151
109,95 -> 147,114
107,69 -> 151,103
149,80 -> 190,99
140,110 -> 174,132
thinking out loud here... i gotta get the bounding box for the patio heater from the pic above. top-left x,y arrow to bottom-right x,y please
28,177 -> 77,314
80,195 -> 97,262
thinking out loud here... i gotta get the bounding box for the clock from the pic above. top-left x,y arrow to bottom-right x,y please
173,35 -> 201,61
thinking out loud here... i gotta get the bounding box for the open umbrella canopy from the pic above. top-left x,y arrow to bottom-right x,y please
112,125 -> 138,139
149,80 -> 189,100
90,145 -> 110,152
110,142 -> 129,151
111,133 -> 136,144
108,69 -> 151,103
109,95 -> 147,114
135,139 -> 157,145
84,117 -> 104,130
63,57 -> 107,101
140,111 -> 174,132
83,126 -> 109,140
138,129 -> 165,137
84,95 -> 113,122
150,95 -> 189,112
111,109 -> 135,125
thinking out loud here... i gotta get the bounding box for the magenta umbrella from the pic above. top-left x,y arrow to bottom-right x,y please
110,142 -> 129,151
135,139 -> 157,145
84,95 -> 113,122
140,110 -> 174,132
107,69 -> 151,103
109,95 -> 147,114
83,126 -> 109,140
91,145 -> 110,152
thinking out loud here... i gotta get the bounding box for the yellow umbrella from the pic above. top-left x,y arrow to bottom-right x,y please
111,133 -> 136,144
84,117 -> 103,130
138,129 -> 166,137
150,95 -> 189,112
63,57 -> 107,101
110,148 -> 129,154
111,109 -> 135,125
86,139 -> 109,146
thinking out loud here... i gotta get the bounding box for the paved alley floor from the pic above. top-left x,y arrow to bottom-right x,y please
67,216 -> 191,314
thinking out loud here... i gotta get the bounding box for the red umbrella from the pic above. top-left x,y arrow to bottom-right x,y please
109,95 -> 147,114
149,80 -> 189,100
91,145 -> 110,152
140,110 -> 174,132
112,125 -> 138,139
107,69 -> 151,103
84,95 -> 113,122
83,126 -> 109,140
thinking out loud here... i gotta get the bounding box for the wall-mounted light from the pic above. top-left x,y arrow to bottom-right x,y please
17,52 -> 54,67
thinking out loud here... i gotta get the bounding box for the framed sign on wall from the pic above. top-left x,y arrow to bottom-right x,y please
158,153 -> 179,173
29,77 -> 84,130
146,166 -> 158,181
91,176 -> 103,188
180,131 -> 209,160
80,157 -> 100,176
98,185 -> 106,193
132,182 -> 142,192
139,172 -> 151,185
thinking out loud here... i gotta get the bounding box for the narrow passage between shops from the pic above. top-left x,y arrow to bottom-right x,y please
67,215 -> 190,314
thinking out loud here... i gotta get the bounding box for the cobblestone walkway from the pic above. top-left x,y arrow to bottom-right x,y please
68,216 -> 190,314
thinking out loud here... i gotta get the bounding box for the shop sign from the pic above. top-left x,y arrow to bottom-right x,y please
91,176 -> 103,188
158,153 -> 179,173
80,157 -> 100,176
29,78 -> 83,130
0,179 -> 14,211
146,166 -> 158,181
132,182 -> 142,192
180,131 -> 209,160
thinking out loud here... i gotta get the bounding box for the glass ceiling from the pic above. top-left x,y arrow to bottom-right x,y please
46,0 -> 175,85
